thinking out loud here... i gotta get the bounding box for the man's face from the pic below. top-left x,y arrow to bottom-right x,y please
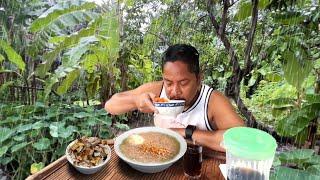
162,61 -> 201,107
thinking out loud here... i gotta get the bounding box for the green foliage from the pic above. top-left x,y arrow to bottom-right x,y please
271,149 -> 320,179
271,166 -> 320,180
278,149 -> 314,164
57,69 -> 80,95
282,48 -> 313,90
30,2 -> 97,33
234,1 -> 252,21
0,40 -> 25,71
31,4 -> 121,102
30,162 -> 45,175
0,146 -> 8,158
32,138 -> 51,151
0,127 -> 15,143
0,0 -> 320,179
234,0 -> 272,21
0,102 -> 126,179
276,102 -> 320,137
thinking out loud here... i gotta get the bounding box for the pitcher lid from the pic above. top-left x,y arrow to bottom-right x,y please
223,127 -> 277,160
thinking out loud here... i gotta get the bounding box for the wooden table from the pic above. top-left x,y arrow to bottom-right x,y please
27,146 -> 226,180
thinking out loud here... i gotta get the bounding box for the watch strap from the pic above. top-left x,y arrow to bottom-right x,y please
185,125 -> 196,140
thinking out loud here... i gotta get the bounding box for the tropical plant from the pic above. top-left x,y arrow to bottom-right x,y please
0,101 -> 129,179
271,149 -> 320,179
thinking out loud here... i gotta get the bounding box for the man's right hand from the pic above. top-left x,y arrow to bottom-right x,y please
135,92 -> 159,114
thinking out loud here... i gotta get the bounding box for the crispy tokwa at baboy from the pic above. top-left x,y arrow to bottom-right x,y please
68,137 -> 109,167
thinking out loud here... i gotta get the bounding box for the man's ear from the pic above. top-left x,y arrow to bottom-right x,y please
197,73 -> 203,83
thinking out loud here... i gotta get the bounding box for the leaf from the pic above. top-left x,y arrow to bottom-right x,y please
283,49 -> 313,90
13,134 -> 26,141
35,49 -> 60,78
0,146 -> 8,157
235,1 -> 252,21
272,155 -> 281,167
86,118 -> 98,126
266,98 -> 295,109
114,123 -> 130,130
276,103 -> 320,136
305,155 -> 320,165
30,2 -> 96,32
305,94 -> 320,104
49,122 -> 65,138
43,75 -> 59,100
35,27 -> 95,78
65,36 -> 99,63
265,73 -> 282,82
32,121 -> 47,130
0,54 -> 4,62
258,0 -> 272,9
84,72 -> 100,98
278,149 -> 314,164
120,0 -> 135,6
49,122 -> 76,138
100,117 -> 112,127
32,138 -> 50,151
272,11 -> 306,25
0,40 -> 25,71
0,81 -> 14,95
0,157 -> 13,165
57,69 -> 80,95
82,53 -> 99,73
248,74 -> 257,87
49,36 -> 66,44
30,162 -> 45,174
270,166 -> 320,180
17,123 -> 34,133
59,126 -> 77,138
103,14 -> 120,61
306,165 -> 320,176
0,127 -> 15,143
73,112 -> 90,118
11,142 -> 28,153
294,128 -> 309,146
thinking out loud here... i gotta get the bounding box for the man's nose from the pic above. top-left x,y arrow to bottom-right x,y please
172,85 -> 182,97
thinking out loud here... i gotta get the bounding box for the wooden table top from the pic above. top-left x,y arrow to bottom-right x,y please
27,146 -> 226,180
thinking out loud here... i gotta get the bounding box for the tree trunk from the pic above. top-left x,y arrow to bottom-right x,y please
206,0 -> 290,142
308,69 -> 320,151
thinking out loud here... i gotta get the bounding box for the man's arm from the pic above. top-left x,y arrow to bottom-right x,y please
104,81 -> 163,115
171,128 -> 226,152
172,91 -> 244,152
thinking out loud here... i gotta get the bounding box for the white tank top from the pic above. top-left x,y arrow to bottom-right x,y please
158,84 -> 215,131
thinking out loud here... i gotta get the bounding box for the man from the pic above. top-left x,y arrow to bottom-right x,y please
105,44 -> 244,152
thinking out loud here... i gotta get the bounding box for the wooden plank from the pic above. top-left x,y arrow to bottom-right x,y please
26,155 -> 68,180
27,145 -> 226,180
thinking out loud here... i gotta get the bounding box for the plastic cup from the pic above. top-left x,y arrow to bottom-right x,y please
222,127 -> 277,180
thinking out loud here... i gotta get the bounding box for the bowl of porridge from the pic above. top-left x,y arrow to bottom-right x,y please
114,127 -> 187,173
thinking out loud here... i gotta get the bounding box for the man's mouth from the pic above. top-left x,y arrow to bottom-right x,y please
170,97 -> 186,101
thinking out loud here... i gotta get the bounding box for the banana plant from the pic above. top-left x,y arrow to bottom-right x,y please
29,0 -> 120,103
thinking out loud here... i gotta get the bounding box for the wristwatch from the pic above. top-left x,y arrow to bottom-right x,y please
185,125 -> 196,140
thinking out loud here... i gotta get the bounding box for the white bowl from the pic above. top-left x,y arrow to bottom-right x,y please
66,139 -> 112,174
154,100 -> 185,117
114,127 -> 187,173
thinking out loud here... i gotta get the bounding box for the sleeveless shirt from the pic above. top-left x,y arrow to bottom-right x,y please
156,84 -> 215,131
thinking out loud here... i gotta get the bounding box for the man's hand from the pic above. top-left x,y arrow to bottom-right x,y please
135,92 -> 159,113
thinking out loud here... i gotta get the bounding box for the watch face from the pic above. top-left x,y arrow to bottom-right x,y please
186,125 -> 196,140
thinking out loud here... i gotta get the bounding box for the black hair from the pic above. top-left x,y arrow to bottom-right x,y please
162,44 -> 200,75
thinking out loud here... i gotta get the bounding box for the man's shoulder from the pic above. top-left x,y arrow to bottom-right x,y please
209,90 -> 228,103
